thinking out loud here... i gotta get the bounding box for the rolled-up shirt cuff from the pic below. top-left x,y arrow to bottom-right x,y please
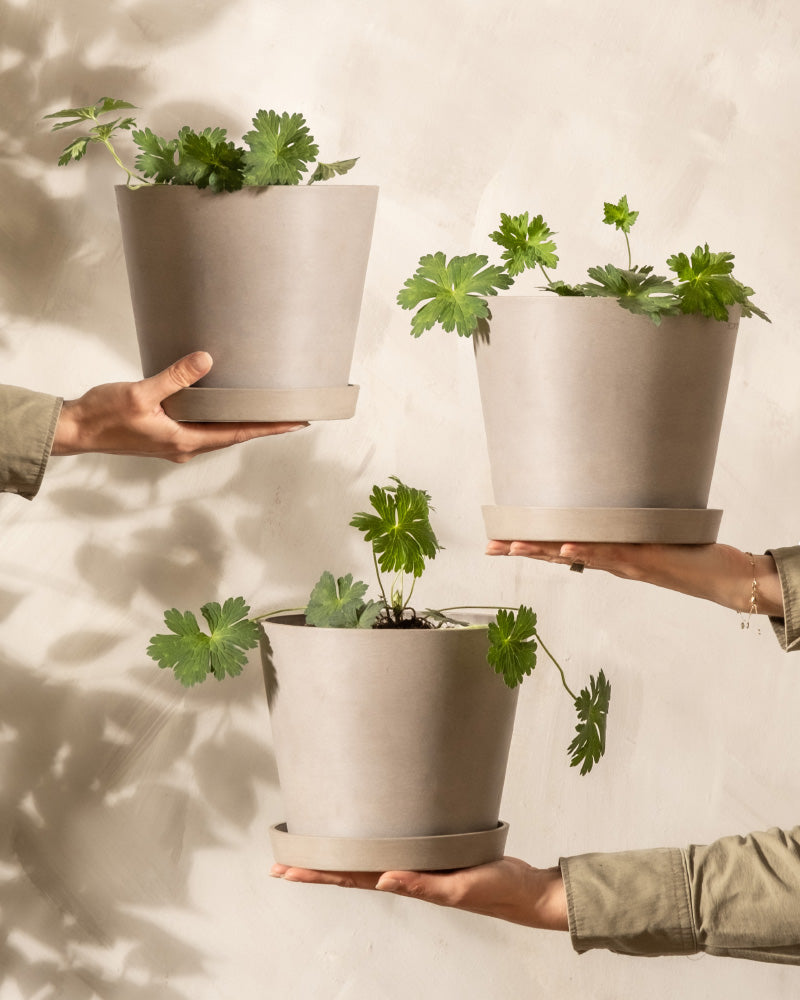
0,386 -> 63,500
765,547 -> 800,652
560,847 -> 697,957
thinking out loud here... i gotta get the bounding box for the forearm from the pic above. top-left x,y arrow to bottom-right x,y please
495,541 -> 784,618
617,544 -> 783,618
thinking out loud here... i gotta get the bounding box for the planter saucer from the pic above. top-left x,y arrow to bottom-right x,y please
162,384 -> 359,422
269,821 -> 509,872
482,505 -> 723,544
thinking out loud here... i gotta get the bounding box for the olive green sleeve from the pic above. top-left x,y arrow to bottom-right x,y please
0,385 -> 63,500
559,545 -> 800,963
560,847 -> 696,958
561,826 -> 800,964
766,546 -> 800,652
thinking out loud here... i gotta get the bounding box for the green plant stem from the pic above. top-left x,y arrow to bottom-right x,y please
624,231 -> 632,269
532,629 -> 577,701
437,604 -> 578,700
539,264 -> 555,285
101,136 -> 149,188
403,574 -> 417,612
252,606 -> 305,622
373,550 -> 391,611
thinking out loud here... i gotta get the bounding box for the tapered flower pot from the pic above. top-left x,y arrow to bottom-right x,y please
115,184 -> 378,421
474,296 -> 739,543
259,615 -> 518,871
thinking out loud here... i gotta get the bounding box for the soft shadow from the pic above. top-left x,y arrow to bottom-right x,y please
0,651 -> 206,996
220,432 -> 375,602
0,0 -> 237,355
0,646 -> 278,997
71,501 -> 228,610
258,626 -> 279,710
473,316 -> 491,345
0,586 -> 26,622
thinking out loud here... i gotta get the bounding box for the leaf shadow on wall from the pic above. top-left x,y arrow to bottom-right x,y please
45,432 -> 376,609
1,480 -> 290,996
219,434 -> 381,602
0,645 -> 276,999
0,0 -> 235,356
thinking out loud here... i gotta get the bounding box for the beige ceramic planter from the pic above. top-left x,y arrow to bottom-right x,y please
259,614 -> 518,871
474,296 -> 739,543
115,184 -> 378,421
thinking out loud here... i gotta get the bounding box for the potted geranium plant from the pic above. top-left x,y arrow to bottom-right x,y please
147,477 -> 610,871
398,197 -> 769,544
46,97 -> 378,422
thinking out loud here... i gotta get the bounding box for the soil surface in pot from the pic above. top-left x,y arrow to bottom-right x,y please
373,611 -> 434,630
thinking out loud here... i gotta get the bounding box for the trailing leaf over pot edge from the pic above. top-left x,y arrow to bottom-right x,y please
147,477 -> 611,775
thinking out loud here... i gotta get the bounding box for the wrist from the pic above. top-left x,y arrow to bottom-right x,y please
530,865 -> 569,932
743,552 -> 783,619
51,399 -> 86,456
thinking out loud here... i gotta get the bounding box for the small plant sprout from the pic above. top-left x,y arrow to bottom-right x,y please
45,97 -> 358,192
148,476 -> 611,775
398,195 -> 769,334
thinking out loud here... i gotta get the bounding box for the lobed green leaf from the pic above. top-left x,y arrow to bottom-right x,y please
602,194 -> 639,233
146,597 -> 259,687
173,127 -> 246,192
568,670 -> 611,774
243,110 -> 319,185
489,212 -> 559,276
398,251 -> 513,338
486,605 -> 538,688
57,137 -> 91,165
667,244 -> 770,323
350,476 -> 441,579
133,128 -> 179,183
305,571 -> 377,628
582,263 -> 682,324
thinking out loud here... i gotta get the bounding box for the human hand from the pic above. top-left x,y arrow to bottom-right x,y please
486,540 -> 782,616
52,352 -> 307,462
270,856 -> 569,931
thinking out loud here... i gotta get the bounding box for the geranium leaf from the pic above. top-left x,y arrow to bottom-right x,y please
350,476 -> 441,579
147,597 -> 259,687
397,251 -> 513,338
243,110 -> 319,185
489,212 -> 559,276
487,605 -> 538,688
568,670 -> 611,774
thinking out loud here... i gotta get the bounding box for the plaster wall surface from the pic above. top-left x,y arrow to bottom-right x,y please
1,1 -> 799,996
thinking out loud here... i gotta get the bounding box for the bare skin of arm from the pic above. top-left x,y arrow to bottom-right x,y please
486,540 -> 782,618
52,351 -> 306,462
270,857 -> 569,932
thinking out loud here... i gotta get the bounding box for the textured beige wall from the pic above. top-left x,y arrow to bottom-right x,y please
1,0 -> 799,996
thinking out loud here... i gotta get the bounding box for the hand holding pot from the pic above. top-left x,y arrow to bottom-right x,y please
270,857 -> 569,932
487,540 -> 783,617
52,351 -> 307,462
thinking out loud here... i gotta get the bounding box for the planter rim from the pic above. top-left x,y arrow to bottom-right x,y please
261,611 -> 493,632
487,294 -> 741,322
114,183 -> 379,194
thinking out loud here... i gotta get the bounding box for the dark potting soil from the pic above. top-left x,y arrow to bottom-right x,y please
373,613 -> 435,630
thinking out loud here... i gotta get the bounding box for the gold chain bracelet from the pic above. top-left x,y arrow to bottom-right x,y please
741,551 -> 759,630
